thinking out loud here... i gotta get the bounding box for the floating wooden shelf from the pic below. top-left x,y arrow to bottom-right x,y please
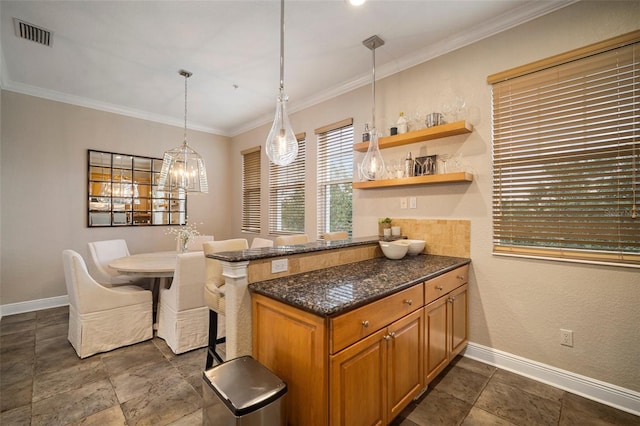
354,120 -> 473,152
352,172 -> 473,189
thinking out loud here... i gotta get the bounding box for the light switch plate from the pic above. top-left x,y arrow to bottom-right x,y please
400,197 -> 408,209
271,258 -> 288,274
409,197 -> 417,209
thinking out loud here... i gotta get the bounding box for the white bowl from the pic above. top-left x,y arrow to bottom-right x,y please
379,241 -> 409,260
405,239 -> 426,255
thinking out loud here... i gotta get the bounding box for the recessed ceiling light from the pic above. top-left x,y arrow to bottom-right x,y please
349,0 -> 366,6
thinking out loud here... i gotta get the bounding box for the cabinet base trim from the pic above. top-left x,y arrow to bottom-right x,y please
463,342 -> 640,416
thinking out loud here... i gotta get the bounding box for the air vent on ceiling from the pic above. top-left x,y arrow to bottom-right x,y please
13,18 -> 52,47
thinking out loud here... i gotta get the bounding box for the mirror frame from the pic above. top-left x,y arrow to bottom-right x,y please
87,150 -> 187,227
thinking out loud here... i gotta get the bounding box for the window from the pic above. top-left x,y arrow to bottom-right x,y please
269,134 -> 306,235
316,119 -> 354,238
242,146 -> 261,233
489,32 -> 639,266
88,150 -> 186,227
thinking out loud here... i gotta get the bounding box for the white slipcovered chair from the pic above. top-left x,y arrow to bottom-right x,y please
250,237 -> 274,249
322,231 -> 349,241
87,239 -> 148,287
62,249 -> 153,358
156,252 -> 209,354
177,235 -> 214,252
274,234 -> 309,246
203,238 -> 249,368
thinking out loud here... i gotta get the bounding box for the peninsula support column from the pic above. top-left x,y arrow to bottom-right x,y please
220,260 -> 251,359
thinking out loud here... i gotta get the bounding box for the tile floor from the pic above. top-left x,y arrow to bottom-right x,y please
1,306 -> 638,425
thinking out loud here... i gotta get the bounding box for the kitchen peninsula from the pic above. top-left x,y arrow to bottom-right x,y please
207,223 -> 471,425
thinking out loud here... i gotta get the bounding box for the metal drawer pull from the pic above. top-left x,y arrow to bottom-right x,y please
384,334 -> 392,341
457,275 -> 465,280
404,299 -> 413,306
436,286 -> 443,291
389,332 -> 396,338
362,320 -> 369,328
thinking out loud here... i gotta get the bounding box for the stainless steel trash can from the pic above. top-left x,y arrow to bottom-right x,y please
203,356 -> 287,426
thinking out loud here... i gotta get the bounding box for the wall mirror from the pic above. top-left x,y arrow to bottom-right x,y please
88,150 -> 187,227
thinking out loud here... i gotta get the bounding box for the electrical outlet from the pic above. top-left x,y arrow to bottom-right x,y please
271,258 -> 288,274
400,197 -> 408,209
560,329 -> 573,347
409,197 -> 417,209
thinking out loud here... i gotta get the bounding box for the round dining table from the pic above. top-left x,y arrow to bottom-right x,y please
108,251 -> 178,278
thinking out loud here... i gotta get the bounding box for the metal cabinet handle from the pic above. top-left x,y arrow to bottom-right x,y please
362,320 -> 369,328
404,299 -> 413,306
384,334 -> 392,341
436,286 -> 443,291
456,275 -> 465,281
389,332 -> 396,339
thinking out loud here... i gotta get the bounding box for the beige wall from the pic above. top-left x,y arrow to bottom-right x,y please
0,92 -> 233,305
230,1 -> 640,392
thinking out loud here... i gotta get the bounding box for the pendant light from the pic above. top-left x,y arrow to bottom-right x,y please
159,69 -> 208,193
266,0 -> 298,166
360,35 -> 385,181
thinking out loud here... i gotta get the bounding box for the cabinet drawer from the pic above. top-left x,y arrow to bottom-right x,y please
330,285 -> 423,354
424,265 -> 468,304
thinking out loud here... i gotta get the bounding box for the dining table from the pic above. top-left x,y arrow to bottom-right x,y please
109,251 -> 182,326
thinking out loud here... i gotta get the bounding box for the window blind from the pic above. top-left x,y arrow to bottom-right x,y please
491,35 -> 639,266
241,147 -> 261,233
269,134 -> 306,235
316,118 -> 354,238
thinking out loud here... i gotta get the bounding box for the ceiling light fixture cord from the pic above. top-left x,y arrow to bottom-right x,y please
265,0 -> 298,166
360,35 -> 385,181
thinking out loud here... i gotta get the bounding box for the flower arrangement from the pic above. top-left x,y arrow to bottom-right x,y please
166,220 -> 200,252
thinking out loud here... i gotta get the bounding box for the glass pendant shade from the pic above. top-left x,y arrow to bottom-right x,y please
158,69 -> 208,193
360,128 -> 385,180
266,93 -> 298,166
159,142 -> 208,193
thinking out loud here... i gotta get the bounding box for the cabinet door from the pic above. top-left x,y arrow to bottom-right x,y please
253,294 -> 328,426
330,328 -> 388,426
424,297 -> 449,384
449,284 -> 468,358
387,309 -> 424,420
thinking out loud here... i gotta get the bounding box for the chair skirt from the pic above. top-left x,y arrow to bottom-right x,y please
157,304 -> 209,354
68,302 -> 152,358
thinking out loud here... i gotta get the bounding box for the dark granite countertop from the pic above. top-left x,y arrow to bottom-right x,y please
206,236 -> 394,262
248,254 -> 470,317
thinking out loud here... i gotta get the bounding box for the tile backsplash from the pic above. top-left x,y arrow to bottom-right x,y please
391,218 -> 470,258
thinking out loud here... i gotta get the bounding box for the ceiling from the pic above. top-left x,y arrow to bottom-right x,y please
0,0 -> 573,137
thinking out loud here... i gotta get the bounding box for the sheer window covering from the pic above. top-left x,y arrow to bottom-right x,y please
241,147 -> 261,233
269,134 -> 306,235
489,31 -> 639,267
316,118 -> 354,238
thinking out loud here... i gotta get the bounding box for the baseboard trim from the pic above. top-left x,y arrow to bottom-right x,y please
0,295 -> 69,319
462,342 -> 640,416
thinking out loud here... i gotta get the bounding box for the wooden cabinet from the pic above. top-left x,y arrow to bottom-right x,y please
352,121 -> 474,190
252,294 -> 329,426
329,309 -> 423,426
424,266 -> 469,384
252,264 -> 469,426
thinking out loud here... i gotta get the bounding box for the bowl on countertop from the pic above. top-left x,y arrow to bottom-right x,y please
379,240 -> 409,260
405,239 -> 426,255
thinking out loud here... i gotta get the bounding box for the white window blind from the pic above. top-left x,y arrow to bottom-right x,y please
490,33 -> 639,267
316,118 -> 353,238
269,134 -> 306,235
241,147 -> 261,233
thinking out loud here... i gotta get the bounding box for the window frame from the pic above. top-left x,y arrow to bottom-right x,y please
488,31 -> 640,267
316,118 -> 354,239
268,133 -> 306,236
241,146 -> 261,234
